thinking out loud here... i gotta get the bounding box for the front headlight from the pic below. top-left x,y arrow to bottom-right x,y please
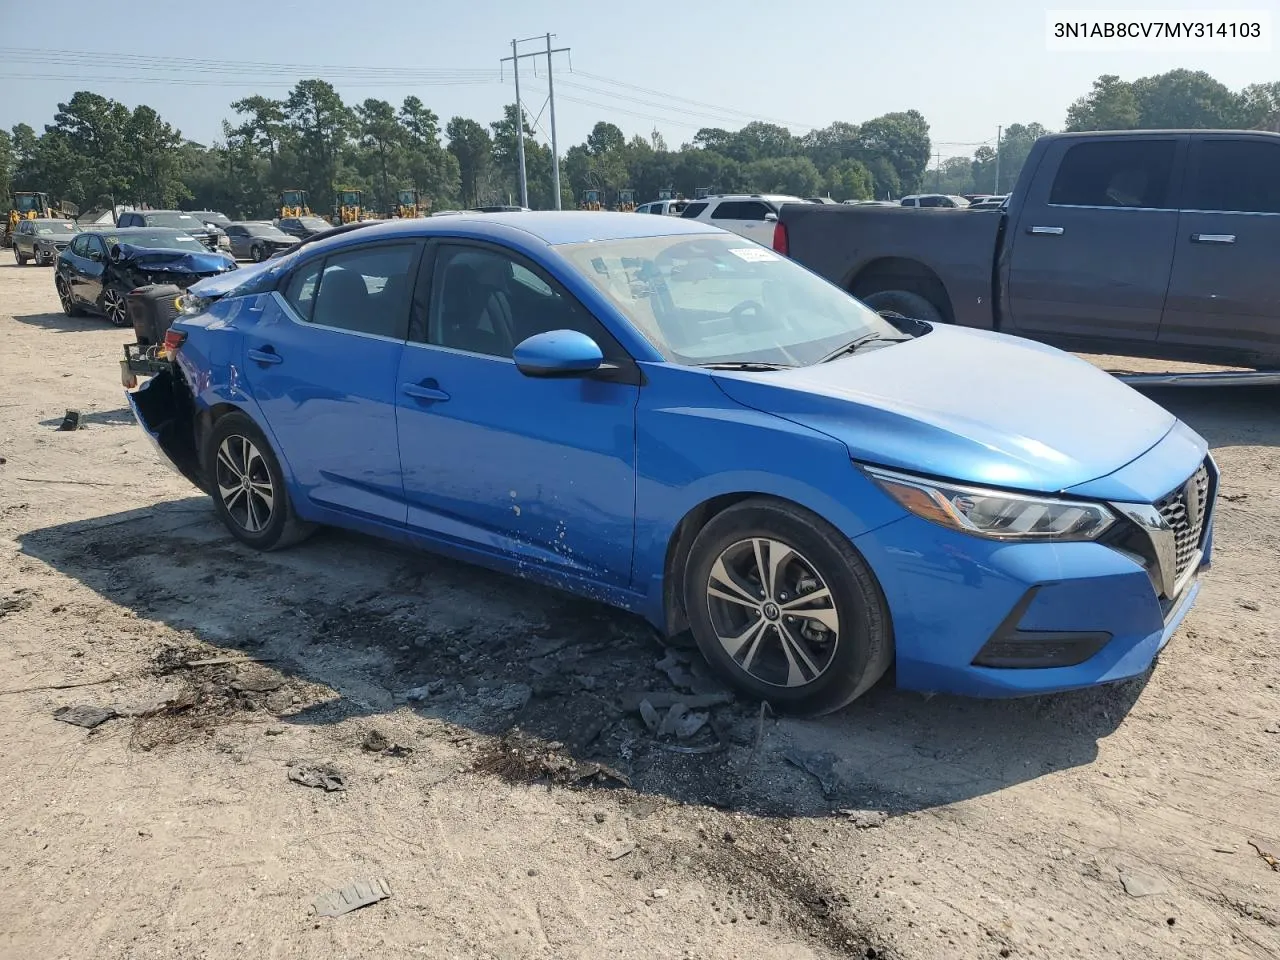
862,465 -> 1115,541
217,234 -> 231,250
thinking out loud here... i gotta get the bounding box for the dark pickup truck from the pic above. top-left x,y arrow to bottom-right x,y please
774,130 -> 1280,370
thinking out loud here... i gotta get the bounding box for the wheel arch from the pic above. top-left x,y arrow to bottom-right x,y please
848,257 -> 955,324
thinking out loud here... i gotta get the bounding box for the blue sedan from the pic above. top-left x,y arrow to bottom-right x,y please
127,213 -> 1216,714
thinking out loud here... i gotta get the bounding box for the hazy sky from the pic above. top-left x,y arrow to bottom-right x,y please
2,0 -> 1277,162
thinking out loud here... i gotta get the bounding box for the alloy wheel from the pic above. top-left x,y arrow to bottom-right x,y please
56,279 -> 74,315
103,289 -> 128,327
215,435 -> 275,534
251,245 -> 264,262
705,537 -> 841,688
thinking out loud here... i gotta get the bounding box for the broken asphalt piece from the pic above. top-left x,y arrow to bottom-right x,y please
654,651 -> 697,690
1118,870 -> 1166,897
674,710 -> 708,740
621,690 -> 732,712
229,665 -> 283,693
1247,840 -> 1279,871
608,841 -> 636,861
784,747 -> 842,798
361,729 -> 412,757
838,809 -> 888,829
480,683 -> 532,712
55,409 -> 81,432
53,704 -> 118,729
313,877 -> 392,918
287,764 -> 347,792
638,698 -> 661,733
658,702 -> 688,738
571,761 -> 631,789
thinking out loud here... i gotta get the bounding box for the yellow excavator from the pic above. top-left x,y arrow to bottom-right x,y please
3,192 -> 76,248
279,189 -> 310,218
579,189 -> 604,211
335,189 -> 363,224
393,188 -> 423,218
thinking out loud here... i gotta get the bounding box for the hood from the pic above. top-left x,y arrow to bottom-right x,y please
114,243 -> 236,274
711,325 -> 1175,492
186,255 -> 282,298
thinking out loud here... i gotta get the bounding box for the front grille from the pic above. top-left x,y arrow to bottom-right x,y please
1154,461 -> 1211,584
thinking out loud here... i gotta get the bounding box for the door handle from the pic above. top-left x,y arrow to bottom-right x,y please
1028,225 -> 1064,235
248,348 -> 283,365
1191,233 -> 1236,244
401,380 -> 450,402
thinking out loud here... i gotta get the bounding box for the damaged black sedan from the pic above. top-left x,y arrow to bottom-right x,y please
55,227 -> 237,326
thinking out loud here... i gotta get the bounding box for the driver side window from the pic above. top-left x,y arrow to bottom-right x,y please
425,244 -> 627,361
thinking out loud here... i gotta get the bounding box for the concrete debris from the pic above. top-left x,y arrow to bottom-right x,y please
481,683 -> 532,712
313,877 -> 392,918
400,679 -> 447,702
654,651 -> 696,690
839,809 -> 888,829
608,841 -> 636,861
229,665 -> 283,693
638,698 -> 661,734
362,729 -> 412,757
1118,870 -> 1166,897
53,704 -> 118,729
621,691 -> 732,712
784,747 -> 842,798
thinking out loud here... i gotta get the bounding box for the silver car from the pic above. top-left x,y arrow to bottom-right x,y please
223,221 -> 301,262
12,218 -> 80,266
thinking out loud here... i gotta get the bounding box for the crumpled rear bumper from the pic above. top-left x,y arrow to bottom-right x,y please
127,368 -> 206,493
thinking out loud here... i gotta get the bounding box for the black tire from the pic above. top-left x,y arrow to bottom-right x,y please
205,412 -> 315,551
15,247 -> 28,266
683,497 -> 893,716
250,244 -> 264,263
55,276 -> 86,317
101,285 -> 129,327
860,289 -> 944,326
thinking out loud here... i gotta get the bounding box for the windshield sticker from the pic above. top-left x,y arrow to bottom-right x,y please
728,247 -> 780,263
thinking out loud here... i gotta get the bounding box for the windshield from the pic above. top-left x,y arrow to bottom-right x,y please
145,212 -> 208,230
244,223 -> 289,238
556,234 -> 896,367
109,231 -> 205,252
299,217 -> 330,230
192,211 -> 231,227
36,222 -> 78,235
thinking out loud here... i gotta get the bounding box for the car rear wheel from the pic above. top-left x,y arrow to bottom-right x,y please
250,244 -> 265,263
860,290 -> 944,326
14,247 -> 28,266
56,276 -> 85,317
101,286 -> 129,327
683,498 -> 893,716
205,412 -> 315,551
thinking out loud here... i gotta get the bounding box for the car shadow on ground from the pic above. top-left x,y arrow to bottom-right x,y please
20,384 -> 1266,819
12,312 -> 110,334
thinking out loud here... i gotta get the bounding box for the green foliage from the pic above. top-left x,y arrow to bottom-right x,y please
4,68 -> 1270,222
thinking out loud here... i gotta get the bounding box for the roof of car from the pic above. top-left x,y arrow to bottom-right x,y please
80,226 -> 195,235
291,211 -> 723,253
28,218 -> 76,225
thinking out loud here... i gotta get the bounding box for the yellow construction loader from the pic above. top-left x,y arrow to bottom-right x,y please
4,192 -> 75,247
279,189 -> 310,218
335,189 -> 363,223
616,189 -> 636,212
393,188 -> 423,218
578,189 -> 603,211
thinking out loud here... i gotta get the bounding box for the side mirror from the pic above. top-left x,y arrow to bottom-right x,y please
763,212 -> 778,222
513,330 -> 604,378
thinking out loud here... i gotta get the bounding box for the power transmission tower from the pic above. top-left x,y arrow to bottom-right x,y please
501,35 -> 571,209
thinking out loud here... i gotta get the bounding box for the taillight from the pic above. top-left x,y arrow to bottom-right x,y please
163,329 -> 187,354
772,220 -> 788,256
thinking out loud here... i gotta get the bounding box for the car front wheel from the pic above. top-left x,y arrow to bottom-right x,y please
683,498 -> 893,716
205,412 -> 315,551
102,286 -> 129,327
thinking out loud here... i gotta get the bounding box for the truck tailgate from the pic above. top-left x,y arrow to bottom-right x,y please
780,204 -> 1004,329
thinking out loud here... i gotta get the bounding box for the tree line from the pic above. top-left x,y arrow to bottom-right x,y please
1,68 -> 1277,220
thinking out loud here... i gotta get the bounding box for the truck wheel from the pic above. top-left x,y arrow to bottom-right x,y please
682,497 -> 893,716
860,290 -> 944,326
205,412 -> 315,552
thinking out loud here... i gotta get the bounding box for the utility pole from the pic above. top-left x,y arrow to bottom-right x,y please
511,39 -> 528,208
994,125 -> 1002,194
501,35 -> 571,210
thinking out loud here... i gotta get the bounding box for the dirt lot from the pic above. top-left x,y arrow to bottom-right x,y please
1,260 -> 1277,960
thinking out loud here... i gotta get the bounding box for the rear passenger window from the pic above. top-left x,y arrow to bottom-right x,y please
310,244 -> 417,338
1187,139 -> 1280,214
283,261 -> 322,320
680,202 -> 708,218
1049,140 -> 1177,209
712,201 -> 769,220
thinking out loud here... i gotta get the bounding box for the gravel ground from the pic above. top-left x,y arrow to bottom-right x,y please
1,260 -> 1277,959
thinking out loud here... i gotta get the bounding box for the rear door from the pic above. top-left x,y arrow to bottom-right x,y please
75,235 -> 108,305
241,240 -> 420,524
224,225 -> 247,259
709,199 -> 776,244
1006,135 -> 1186,343
1161,135 -> 1280,365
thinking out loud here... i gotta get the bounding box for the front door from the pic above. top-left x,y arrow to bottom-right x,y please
241,240 -> 420,525
396,241 -> 640,586
1161,135 -> 1280,364
69,234 -> 108,306
1006,135 -> 1186,343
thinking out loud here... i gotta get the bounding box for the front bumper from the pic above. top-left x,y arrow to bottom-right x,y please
856,441 -> 1216,698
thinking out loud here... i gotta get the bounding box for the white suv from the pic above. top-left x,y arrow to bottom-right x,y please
679,194 -> 805,244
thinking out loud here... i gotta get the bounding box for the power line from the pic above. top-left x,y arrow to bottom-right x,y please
571,68 -> 816,129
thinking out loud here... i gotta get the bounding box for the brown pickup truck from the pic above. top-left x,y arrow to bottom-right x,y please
773,130 -> 1280,370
